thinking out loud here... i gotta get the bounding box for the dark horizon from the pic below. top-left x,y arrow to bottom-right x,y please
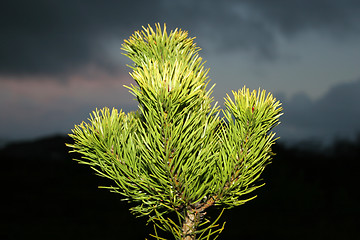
2,134 -> 359,239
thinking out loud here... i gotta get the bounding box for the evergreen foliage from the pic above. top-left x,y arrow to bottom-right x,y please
67,23 -> 282,240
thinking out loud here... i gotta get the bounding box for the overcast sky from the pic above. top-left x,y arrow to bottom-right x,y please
1,0 -> 360,145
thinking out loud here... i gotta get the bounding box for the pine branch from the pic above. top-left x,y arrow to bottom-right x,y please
67,23 -> 283,240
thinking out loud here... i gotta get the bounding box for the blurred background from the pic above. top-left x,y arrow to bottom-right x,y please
1,0 -> 359,239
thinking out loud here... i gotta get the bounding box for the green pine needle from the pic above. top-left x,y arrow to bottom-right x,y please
67,23 -> 282,240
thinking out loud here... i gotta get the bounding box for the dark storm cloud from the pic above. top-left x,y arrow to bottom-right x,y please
280,79 -> 360,143
162,0 -> 360,56
1,0 -> 359,77
243,0 -> 360,37
0,0 -> 163,76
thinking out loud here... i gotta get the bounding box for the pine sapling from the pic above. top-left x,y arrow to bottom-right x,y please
67,23 -> 283,240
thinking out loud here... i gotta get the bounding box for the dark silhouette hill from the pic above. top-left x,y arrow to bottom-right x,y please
1,135 -> 359,240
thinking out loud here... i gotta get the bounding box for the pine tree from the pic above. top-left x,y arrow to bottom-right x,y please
67,23 -> 283,240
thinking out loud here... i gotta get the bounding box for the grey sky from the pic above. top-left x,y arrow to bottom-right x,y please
1,0 -> 360,144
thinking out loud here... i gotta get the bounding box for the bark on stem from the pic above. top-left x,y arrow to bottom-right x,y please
182,209 -> 197,240
181,197 -> 215,240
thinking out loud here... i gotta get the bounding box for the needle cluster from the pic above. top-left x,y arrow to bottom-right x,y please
67,23 -> 282,240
